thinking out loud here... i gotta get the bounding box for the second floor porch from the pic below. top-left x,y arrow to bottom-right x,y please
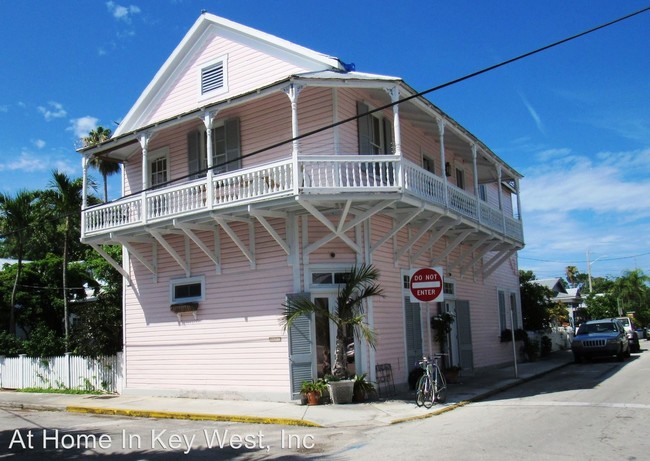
82,154 -> 523,269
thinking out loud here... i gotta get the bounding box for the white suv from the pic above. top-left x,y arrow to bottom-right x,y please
617,317 -> 641,353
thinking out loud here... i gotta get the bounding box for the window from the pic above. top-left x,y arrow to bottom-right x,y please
498,290 -> 507,332
170,276 -> 205,304
149,148 -> 169,188
423,156 -> 435,174
357,102 -> 392,155
479,184 -> 487,202
187,118 -> 241,179
455,167 -> 465,190
311,270 -> 352,286
199,56 -> 228,96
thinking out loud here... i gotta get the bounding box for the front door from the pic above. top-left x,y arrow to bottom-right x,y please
313,295 -> 356,378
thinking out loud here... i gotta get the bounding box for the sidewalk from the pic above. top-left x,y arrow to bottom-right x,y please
0,350 -> 573,428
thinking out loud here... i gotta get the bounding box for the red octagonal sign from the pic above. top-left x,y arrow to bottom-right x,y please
410,267 -> 444,303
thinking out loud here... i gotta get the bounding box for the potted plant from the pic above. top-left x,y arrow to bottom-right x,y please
300,380 -> 327,406
352,373 -> 375,402
283,264 -> 383,404
431,312 -> 455,352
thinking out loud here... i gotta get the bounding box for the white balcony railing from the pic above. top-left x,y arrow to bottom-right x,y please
82,155 -> 523,243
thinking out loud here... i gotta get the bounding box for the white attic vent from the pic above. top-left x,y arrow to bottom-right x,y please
201,61 -> 224,94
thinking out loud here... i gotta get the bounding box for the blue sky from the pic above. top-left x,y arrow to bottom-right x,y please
1,0 -> 649,281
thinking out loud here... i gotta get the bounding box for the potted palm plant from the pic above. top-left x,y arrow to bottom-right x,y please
283,264 -> 383,404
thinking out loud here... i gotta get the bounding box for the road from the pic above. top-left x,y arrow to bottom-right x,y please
2,349 -> 649,460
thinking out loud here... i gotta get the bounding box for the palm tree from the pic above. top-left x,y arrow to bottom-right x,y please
0,190 -> 38,335
615,269 -> 649,313
84,126 -> 120,202
47,171 -> 85,349
282,264 -> 383,379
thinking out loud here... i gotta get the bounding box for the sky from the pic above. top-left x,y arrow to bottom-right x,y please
1,0 -> 649,282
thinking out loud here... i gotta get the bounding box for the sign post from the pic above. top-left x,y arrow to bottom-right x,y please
409,267 -> 444,303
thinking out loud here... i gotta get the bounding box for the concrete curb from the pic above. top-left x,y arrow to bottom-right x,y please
66,406 -> 322,428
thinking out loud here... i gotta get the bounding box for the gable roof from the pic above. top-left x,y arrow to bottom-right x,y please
114,12 -> 345,137
534,278 -> 568,295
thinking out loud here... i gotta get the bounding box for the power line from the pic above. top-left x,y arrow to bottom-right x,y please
3,6 -> 650,242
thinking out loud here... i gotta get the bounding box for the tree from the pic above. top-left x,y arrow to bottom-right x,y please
519,270 -> 555,330
614,269 -> 649,314
0,190 -> 38,334
565,265 -> 579,288
45,171 -> 85,350
282,264 -> 383,379
84,127 -> 120,202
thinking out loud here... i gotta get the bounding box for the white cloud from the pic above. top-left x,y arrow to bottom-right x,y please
68,116 -> 99,139
37,101 -> 67,121
518,146 -> 650,279
517,91 -> 545,136
0,151 -> 75,175
521,149 -> 650,216
106,1 -> 141,23
32,139 -> 46,149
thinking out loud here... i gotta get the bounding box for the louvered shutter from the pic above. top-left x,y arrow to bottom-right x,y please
357,102 -> 372,155
187,130 -> 203,179
287,293 -> 313,399
224,118 -> 241,171
404,297 -> 423,369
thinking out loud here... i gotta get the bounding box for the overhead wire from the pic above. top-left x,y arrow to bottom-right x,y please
1,6 -> 649,248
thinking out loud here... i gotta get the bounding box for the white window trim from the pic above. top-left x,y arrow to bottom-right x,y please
198,54 -> 229,101
169,275 -> 205,304
149,146 -> 170,187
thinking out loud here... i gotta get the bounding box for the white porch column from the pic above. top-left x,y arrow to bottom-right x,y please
81,154 -> 89,238
139,131 -> 152,223
438,119 -> 449,205
387,86 -> 403,188
203,110 -> 219,207
387,86 -> 402,156
515,177 -> 523,222
284,83 -> 303,193
496,165 -> 506,234
471,144 -> 481,223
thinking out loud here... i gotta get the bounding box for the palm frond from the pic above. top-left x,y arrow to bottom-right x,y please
281,295 -> 328,331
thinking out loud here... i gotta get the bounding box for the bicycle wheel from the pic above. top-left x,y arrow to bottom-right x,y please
434,367 -> 447,403
415,375 -> 427,407
416,375 -> 434,408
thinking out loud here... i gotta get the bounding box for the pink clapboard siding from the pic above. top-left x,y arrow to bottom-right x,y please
145,31 -> 320,127
123,220 -> 294,397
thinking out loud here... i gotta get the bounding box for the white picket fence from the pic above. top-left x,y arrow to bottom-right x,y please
0,353 -> 123,393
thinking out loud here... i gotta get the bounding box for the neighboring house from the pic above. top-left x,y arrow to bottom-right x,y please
555,286 -> 586,329
78,13 -> 525,401
534,278 -> 567,298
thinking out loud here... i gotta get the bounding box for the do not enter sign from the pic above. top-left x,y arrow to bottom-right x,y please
409,267 -> 444,303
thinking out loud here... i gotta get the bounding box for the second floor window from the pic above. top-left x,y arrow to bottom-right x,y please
357,101 -> 392,155
187,118 -> 241,179
455,167 -> 465,190
150,149 -> 168,188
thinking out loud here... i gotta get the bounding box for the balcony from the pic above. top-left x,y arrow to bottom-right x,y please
81,155 -> 523,245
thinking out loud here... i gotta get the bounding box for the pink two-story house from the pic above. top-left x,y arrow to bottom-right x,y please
79,12 -> 525,401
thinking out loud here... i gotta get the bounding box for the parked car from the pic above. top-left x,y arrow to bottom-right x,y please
572,319 -> 630,363
616,317 -> 641,352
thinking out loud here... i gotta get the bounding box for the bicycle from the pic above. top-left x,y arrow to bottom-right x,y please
415,353 -> 447,408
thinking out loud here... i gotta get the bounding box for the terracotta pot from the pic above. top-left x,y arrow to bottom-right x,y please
305,391 -> 321,406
